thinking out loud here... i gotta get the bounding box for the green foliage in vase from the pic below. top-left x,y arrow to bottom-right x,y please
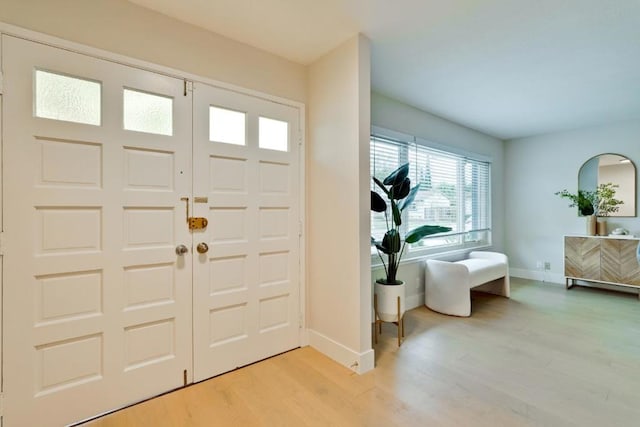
371,163 -> 451,285
555,182 -> 623,217
595,183 -> 624,216
554,189 -> 596,216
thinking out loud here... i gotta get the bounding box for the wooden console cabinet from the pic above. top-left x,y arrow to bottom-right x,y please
564,235 -> 640,296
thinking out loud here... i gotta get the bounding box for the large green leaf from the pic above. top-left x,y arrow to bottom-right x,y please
383,163 -> 409,186
382,229 -> 401,254
373,177 -> 390,196
405,225 -> 451,244
371,191 -> 387,212
391,177 -> 411,200
399,184 -> 421,211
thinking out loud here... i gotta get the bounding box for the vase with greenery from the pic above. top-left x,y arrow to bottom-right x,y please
555,183 -> 623,217
555,183 -> 623,235
554,189 -> 596,216
371,163 -> 451,321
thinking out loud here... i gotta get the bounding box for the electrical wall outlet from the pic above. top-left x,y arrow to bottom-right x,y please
544,261 -> 551,271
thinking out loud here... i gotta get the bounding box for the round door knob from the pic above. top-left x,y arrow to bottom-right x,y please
196,242 -> 209,254
175,244 -> 188,255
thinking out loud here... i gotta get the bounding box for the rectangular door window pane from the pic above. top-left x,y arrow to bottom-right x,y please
123,89 -> 173,136
35,70 -> 101,126
209,106 -> 245,146
259,117 -> 288,152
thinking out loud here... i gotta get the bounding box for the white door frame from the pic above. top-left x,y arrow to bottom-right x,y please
0,20 -> 307,420
0,36 -> 4,420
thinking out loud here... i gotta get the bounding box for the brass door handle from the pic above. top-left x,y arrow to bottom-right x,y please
196,242 -> 209,254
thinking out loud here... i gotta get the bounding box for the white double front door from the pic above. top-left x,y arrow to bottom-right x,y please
1,35 -> 301,426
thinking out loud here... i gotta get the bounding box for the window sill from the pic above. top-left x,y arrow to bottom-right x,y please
371,243 -> 492,269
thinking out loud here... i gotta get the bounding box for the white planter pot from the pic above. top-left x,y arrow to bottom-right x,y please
374,280 -> 405,322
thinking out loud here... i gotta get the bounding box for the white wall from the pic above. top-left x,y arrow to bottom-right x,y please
505,120 -> 640,282
0,0 -> 306,102
307,35 -> 373,373
371,92 -> 506,307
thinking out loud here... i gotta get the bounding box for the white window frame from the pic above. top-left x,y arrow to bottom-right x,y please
370,126 -> 492,264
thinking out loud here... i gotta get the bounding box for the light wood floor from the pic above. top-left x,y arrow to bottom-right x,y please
84,278 -> 640,426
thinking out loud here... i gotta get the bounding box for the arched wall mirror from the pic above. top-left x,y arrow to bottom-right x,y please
578,153 -> 636,217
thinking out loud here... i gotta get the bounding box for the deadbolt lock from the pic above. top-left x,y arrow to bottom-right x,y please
188,217 -> 208,230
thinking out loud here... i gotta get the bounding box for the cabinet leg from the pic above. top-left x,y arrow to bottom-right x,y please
566,278 -> 574,289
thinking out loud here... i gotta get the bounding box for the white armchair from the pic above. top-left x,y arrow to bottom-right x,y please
425,251 -> 510,317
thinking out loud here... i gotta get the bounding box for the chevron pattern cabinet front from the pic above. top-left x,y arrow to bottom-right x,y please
602,239 -> 640,286
564,236 -> 601,280
564,236 -> 640,290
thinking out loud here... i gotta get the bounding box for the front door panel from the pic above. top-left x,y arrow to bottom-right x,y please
192,84 -> 301,381
2,36 -> 193,426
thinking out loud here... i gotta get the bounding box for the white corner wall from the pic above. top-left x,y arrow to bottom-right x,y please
0,0 -> 306,102
371,92 -> 505,308
307,34 -> 373,373
505,120 -> 640,283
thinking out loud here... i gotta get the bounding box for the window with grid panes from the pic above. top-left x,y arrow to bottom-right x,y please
371,133 -> 491,256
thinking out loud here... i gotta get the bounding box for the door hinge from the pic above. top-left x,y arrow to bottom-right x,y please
0,392 -> 4,416
0,70 -> 4,95
298,221 -> 303,237
298,130 -> 303,146
298,312 -> 303,328
183,80 -> 193,96
0,231 -> 5,256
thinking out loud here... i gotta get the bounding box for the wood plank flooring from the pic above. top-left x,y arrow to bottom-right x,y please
83,278 -> 640,426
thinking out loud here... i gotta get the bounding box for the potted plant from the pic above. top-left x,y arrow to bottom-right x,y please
555,183 -> 623,235
554,189 -> 597,216
371,163 -> 451,322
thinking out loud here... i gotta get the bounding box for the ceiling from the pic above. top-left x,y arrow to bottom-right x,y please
128,0 -> 640,140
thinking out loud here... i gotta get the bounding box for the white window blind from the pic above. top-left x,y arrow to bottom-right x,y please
371,134 -> 491,255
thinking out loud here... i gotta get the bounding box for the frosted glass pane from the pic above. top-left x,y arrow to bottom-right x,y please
123,89 -> 173,136
259,117 -> 288,152
209,106 -> 245,145
35,70 -> 101,126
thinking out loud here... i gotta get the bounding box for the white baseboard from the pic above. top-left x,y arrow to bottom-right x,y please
406,292 -> 424,310
510,268 -> 564,285
307,329 -> 374,374
511,269 -> 640,296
